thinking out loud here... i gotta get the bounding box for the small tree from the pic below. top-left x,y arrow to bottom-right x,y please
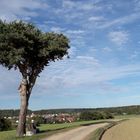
0,20 -> 70,137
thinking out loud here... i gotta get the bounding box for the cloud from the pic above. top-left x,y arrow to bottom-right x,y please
99,13 -> 140,29
35,52 -> 140,95
88,16 -> 105,21
102,47 -> 112,52
76,56 -> 99,64
53,0 -> 103,24
108,31 -> 129,46
66,30 -> 85,35
1,59 -> 140,99
130,51 -> 139,60
134,0 -> 140,11
50,27 -> 65,33
0,0 -> 48,21
62,0 -> 102,11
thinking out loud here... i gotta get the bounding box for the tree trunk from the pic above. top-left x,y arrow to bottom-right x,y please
16,79 -> 28,137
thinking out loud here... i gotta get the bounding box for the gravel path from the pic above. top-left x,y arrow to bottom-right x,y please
42,123 -> 108,140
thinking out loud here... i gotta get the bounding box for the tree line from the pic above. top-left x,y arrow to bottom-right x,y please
1,105 -> 140,117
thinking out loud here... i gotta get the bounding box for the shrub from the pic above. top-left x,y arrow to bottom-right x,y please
0,118 -> 13,131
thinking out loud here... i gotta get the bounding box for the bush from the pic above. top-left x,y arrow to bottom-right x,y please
80,112 -> 94,120
104,112 -> 114,119
0,118 -> 13,131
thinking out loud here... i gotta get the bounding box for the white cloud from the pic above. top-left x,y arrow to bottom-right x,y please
66,29 -> 85,35
1,60 -> 140,98
88,16 -> 105,21
134,0 -> 140,11
36,52 -> 140,94
108,31 -> 129,46
99,13 -> 140,29
76,55 -> 99,62
103,47 -> 112,52
130,51 -> 139,60
0,0 -> 48,21
50,27 -> 65,33
53,0 -> 103,23
62,0 -> 102,11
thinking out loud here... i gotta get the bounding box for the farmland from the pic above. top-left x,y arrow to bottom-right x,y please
102,118 -> 140,140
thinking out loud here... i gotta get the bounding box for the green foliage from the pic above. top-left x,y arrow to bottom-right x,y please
79,111 -> 114,121
0,20 -> 69,76
0,118 -> 13,131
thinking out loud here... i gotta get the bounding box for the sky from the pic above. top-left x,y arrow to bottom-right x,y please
0,0 -> 140,110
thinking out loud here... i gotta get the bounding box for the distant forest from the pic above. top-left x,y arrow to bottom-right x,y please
1,105 -> 140,117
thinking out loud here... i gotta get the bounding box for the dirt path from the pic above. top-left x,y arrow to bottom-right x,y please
42,123 -> 108,140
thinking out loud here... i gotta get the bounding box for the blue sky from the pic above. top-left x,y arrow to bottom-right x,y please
0,0 -> 140,110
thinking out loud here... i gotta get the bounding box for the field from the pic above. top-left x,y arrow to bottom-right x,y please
102,118 -> 140,140
0,120 -> 107,140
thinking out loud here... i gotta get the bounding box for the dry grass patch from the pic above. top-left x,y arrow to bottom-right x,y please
102,118 -> 140,140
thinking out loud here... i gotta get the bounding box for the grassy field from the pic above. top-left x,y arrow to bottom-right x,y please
0,120 -> 108,140
102,118 -> 140,140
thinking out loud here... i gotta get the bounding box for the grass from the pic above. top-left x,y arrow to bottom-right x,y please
0,120 -> 108,140
101,118 -> 140,140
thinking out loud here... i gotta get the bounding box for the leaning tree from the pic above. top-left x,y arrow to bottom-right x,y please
0,20 -> 70,137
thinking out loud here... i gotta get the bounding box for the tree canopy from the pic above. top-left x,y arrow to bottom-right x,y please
0,20 -> 69,78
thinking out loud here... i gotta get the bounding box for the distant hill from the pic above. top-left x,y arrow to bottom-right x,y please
33,105 -> 140,115
1,105 -> 140,117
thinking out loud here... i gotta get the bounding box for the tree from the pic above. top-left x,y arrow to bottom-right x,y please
79,111 -> 114,120
0,20 -> 70,137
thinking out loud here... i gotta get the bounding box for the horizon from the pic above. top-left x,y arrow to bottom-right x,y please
1,104 -> 140,111
0,0 -> 140,110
